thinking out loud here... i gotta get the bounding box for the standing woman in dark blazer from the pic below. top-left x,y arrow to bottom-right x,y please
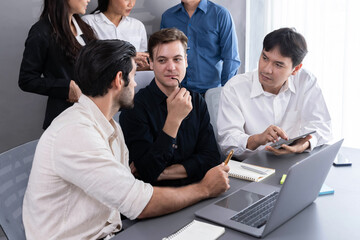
19,0 -> 96,129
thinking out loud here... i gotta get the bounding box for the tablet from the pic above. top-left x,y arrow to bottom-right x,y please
270,130 -> 316,149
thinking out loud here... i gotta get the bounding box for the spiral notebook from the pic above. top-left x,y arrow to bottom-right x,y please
162,220 -> 225,240
228,160 -> 275,182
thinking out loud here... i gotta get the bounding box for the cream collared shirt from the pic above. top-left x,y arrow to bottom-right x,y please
82,12 -> 147,52
217,68 -> 332,159
23,95 -> 153,240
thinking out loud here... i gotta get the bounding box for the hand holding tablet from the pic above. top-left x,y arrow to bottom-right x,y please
270,130 -> 316,149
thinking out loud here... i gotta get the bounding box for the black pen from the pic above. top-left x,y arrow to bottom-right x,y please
171,77 -> 181,88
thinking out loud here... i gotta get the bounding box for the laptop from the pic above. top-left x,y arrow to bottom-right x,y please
195,139 -> 343,238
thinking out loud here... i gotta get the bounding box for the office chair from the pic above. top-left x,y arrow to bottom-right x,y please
113,70 -> 154,123
204,87 -> 222,138
0,140 -> 38,240
204,87 -> 224,159
134,71 -> 154,93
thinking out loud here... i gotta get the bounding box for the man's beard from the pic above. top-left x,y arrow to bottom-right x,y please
117,87 -> 134,110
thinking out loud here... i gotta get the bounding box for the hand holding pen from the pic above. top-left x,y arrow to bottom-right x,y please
223,150 -> 267,175
224,150 -> 234,165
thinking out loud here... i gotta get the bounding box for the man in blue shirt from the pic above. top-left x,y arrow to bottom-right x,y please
161,0 -> 241,94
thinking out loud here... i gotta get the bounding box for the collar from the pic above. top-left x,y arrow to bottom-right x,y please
71,16 -> 83,37
148,79 -> 169,104
96,12 -> 129,26
173,0 -> 208,14
250,71 -> 265,98
197,0 -> 208,13
276,76 -> 296,95
78,95 -> 119,140
287,76 -> 296,94
250,71 -> 296,98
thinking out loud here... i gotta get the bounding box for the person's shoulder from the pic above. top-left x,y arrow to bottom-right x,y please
289,68 -> 321,96
292,68 -> 318,86
296,68 -> 316,79
126,16 -> 146,29
208,0 -> 231,15
81,13 -> 96,24
190,89 -> 203,102
132,85 -> 155,109
120,87 -> 153,121
126,16 -> 144,25
48,104 -> 93,134
26,18 -> 53,42
162,3 -> 182,16
187,90 -> 208,113
226,71 -> 254,88
30,18 -> 52,33
221,71 -> 254,98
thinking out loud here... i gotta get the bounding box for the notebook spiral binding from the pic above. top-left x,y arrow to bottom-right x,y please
163,221 -> 195,240
229,173 -> 256,181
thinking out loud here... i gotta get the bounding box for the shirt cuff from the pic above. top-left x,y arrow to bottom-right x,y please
156,131 -> 177,165
307,134 -> 318,152
120,180 -> 153,220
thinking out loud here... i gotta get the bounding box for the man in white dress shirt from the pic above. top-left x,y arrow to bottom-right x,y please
217,28 -> 332,159
22,39 -> 230,240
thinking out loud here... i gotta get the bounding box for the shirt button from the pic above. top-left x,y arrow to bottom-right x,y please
172,144 -> 178,149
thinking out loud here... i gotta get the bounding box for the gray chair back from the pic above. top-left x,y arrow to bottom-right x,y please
204,87 -> 222,138
134,70 -> 154,93
113,70 -> 154,123
204,87 -> 224,159
0,140 -> 38,240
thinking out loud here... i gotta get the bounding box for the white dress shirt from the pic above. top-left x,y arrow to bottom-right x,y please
217,68 -> 332,159
23,95 -> 153,240
82,12 -> 147,52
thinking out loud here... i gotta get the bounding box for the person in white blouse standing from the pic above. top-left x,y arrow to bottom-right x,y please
217,28 -> 332,160
83,0 -> 149,70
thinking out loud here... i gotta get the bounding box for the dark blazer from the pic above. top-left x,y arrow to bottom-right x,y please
19,18 -> 75,129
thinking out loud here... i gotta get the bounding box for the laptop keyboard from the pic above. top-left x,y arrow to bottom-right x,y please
230,191 -> 279,228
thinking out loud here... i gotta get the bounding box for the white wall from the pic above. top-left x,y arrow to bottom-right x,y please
0,0 -> 246,153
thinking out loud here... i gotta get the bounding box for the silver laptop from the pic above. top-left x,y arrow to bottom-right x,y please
195,139 -> 343,238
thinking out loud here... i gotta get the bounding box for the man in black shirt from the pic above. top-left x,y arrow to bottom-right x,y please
120,28 -> 221,186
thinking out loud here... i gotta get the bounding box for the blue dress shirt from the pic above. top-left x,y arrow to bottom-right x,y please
160,0 -> 241,93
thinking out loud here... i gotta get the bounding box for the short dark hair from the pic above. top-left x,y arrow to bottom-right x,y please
263,28 -> 308,67
148,28 -> 188,60
75,39 -> 136,97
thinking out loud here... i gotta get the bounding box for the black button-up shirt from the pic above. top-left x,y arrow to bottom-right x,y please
120,80 -> 220,186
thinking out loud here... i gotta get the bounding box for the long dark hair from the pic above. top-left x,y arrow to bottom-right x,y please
40,0 -> 96,63
91,0 -> 109,13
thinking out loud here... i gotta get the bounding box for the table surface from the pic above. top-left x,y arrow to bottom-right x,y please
114,146 -> 360,240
